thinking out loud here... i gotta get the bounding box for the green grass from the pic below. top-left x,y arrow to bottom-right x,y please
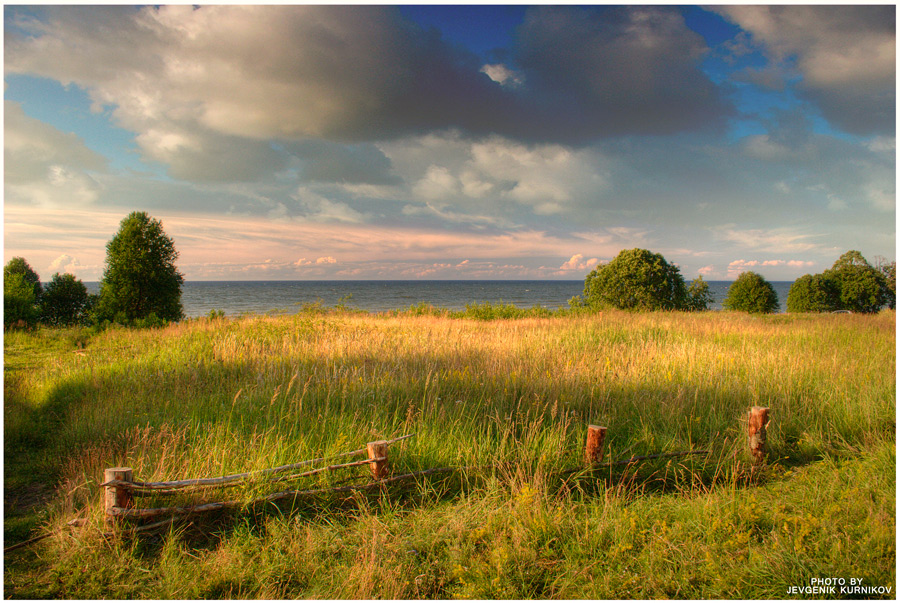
3,309 -> 895,598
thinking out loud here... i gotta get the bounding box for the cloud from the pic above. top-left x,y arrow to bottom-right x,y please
480,63 -> 524,87
4,100 -> 107,205
403,134 -> 609,217
727,258 -> 816,278
559,254 -> 599,271
290,140 -> 401,186
512,6 -> 732,139
716,6 -> 895,135
47,253 -> 93,275
316,256 -> 337,265
715,226 -> 826,254
5,4 -> 732,178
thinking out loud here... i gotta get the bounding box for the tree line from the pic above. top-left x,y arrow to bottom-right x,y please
4,213 -> 896,330
4,211 -> 184,329
570,248 -> 895,315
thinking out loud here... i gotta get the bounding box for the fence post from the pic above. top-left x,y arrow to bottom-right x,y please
104,467 -> 133,522
367,441 -> 389,480
585,425 -> 607,464
748,406 -> 770,464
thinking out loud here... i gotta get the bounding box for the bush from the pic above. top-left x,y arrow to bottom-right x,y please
786,274 -> 839,313
577,248 -> 691,311
41,273 -> 91,326
723,272 -> 779,314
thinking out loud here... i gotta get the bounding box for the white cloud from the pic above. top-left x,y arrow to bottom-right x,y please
716,6 -> 895,135
480,63 -> 524,87
4,100 -> 107,206
47,254 -> 93,276
715,226 -> 825,254
559,254 -> 599,271
727,258 -> 816,277
316,256 -> 337,264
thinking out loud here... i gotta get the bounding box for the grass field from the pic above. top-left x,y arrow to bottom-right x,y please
3,307 -> 895,598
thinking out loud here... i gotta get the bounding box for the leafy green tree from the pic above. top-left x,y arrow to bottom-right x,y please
577,248 -> 690,311
97,212 -> 184,324
4,272 -> 40,329
723,271 -> 779,314
4,257 -> 42,328
786,273 -> 840,313
41,273 -> 91,326
4,257 -> 42,299
875,257 -> 895,310
686,275 -> 714,311
823,250 -> 886,314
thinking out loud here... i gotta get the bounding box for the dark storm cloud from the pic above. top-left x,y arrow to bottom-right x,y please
5,4 -> 732,155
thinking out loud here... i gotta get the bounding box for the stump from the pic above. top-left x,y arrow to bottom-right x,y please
748,407 -> 770,464
584,425 -> 607,464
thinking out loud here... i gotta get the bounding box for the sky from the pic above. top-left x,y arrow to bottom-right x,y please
3,4 -> 896,282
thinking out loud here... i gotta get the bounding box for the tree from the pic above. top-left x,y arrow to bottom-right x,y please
4,257 -> 42,299
723,271 -> 779,314
4,257 -> 42,328
4,273 -> 40,329
874,257 -> 895,310
686,275 -> 714,312
97,212 -> 184,323
577,248 -> 690,311
786,273 -> 839,313
41,273 -> 91,326
823,250 -> 886,313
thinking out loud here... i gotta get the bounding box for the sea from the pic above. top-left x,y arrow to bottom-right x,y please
87,280 -> 796,318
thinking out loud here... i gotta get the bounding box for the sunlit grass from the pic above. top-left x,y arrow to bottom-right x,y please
4,308 -> 895,598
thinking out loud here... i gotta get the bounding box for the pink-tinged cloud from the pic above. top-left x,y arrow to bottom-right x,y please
727,258 -> 815,277
559,253 -> 599,271
5,207 -> 639,281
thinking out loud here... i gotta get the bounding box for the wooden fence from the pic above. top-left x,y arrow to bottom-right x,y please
100,407 -> 770,527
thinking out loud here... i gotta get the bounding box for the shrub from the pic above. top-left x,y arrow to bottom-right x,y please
723,272 -> 779,314
577,248 -> 690,311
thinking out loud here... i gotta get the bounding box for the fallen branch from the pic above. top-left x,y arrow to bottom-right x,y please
100,434 -> 414,492
3,532 -> 54,553
107,466 -> 457,520
3,516 -> 179,553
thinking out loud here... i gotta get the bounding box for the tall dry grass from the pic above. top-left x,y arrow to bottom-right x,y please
4,309 -> 894,598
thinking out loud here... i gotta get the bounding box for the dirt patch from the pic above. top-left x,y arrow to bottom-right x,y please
5,481 -> 54,516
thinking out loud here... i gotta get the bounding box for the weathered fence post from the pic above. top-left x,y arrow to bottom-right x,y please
585,425 -> 607,464
367,441 -> 389,480
748,406 -> 770,464
104,467 -> 133,522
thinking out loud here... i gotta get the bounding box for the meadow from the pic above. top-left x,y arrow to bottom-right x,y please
4,306 -> 895,598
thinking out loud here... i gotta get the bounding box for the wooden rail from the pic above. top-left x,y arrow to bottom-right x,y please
100,408 -> 772,527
